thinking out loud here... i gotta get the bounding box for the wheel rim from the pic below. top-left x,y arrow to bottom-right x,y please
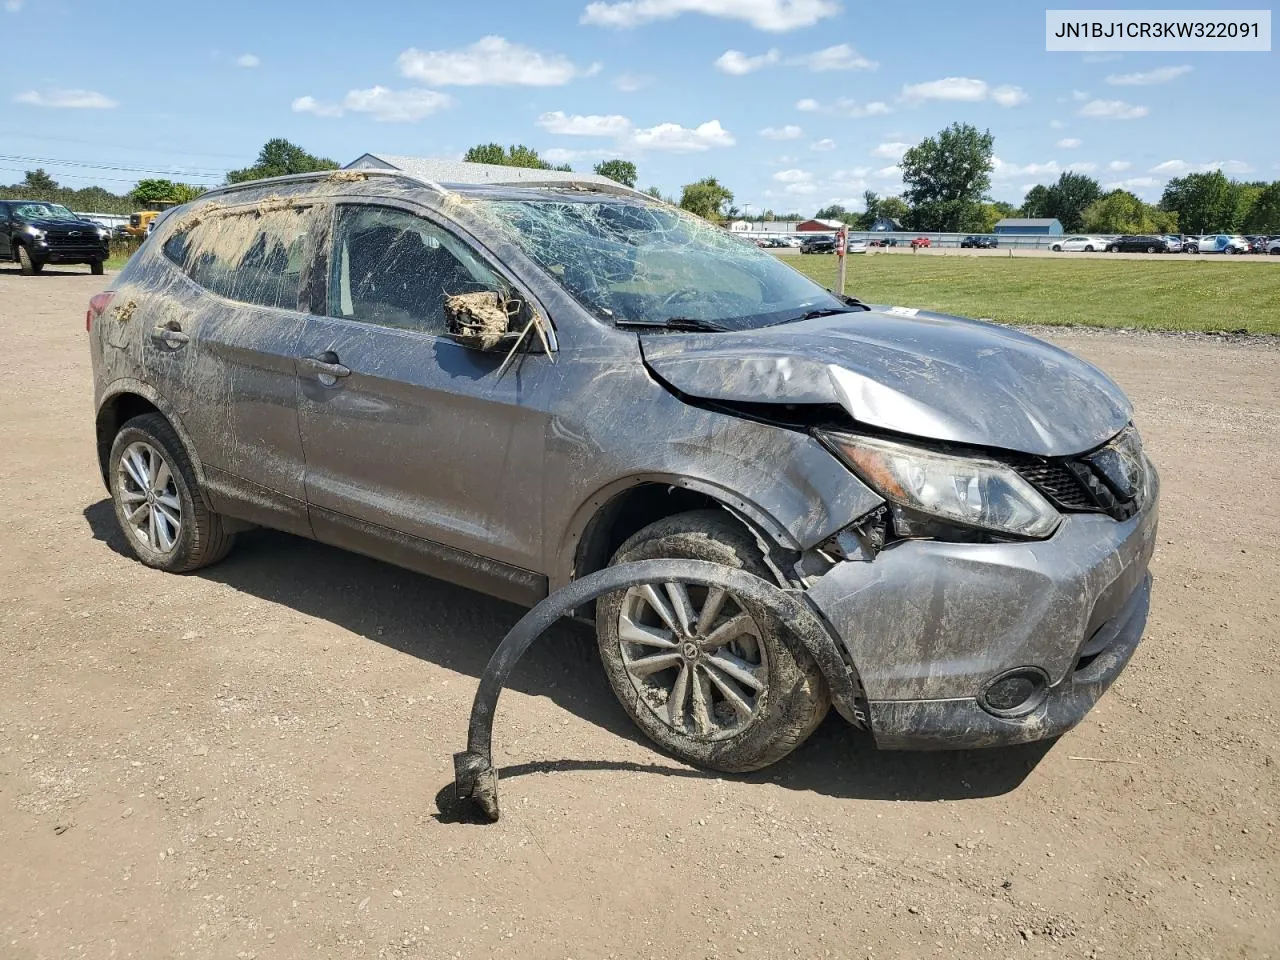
117,441 -> 182,553
616,581 -> 769,741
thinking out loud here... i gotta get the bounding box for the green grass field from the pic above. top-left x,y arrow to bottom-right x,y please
788,253 -> 1280,335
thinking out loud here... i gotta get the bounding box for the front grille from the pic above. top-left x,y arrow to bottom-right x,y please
1010,459 -> 1093,510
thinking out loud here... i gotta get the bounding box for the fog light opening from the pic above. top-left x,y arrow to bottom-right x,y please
980,668 -> 1049,719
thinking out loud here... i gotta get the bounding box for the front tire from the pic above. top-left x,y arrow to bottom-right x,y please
108,413 -> 236,573
1084,245 -> 1095,252
90,259 -> 105,276
1186,245 -> 1199,254
16,244 -> 41,275
595,510 -> 830,773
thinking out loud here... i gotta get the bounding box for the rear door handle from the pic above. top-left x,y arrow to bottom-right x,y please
299,354 -> 351,379
150,325 -> 189,346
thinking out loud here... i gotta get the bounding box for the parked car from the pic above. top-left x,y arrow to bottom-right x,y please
867,237 -> 900,248
960,236 -> 997,249
1160,235 -> 1183,253
87,170 -> 1159,771
1183,234 -> 1250,254
1105,235 -> 1174,253
910,236 -> 931,249
1268,237 -> 1280,255
846,238 -> 868,254
1049,236 -> 1109,253
800,234 -> 836,254
1246,235 -> 1269,254
0,199 -> 111,275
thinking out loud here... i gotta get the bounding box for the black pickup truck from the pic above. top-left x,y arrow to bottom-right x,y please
0,200 -> 110,275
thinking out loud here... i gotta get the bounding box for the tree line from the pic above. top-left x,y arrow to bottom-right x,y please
7,134 -> 1277,237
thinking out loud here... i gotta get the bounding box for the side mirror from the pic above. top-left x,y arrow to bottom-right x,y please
443,291 -> 526,352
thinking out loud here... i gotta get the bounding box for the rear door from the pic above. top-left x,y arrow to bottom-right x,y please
148,201 -> 321,535
294,202 -> 554,603
0,202 -> 11,258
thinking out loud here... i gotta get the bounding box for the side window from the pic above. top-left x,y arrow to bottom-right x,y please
329,205 -> 504,335
164,205 -> 313,310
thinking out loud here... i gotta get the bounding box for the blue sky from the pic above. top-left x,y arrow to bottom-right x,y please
2,0 -> 1274,213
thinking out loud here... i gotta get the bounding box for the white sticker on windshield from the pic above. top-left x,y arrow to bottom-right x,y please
886,306 -> 919,317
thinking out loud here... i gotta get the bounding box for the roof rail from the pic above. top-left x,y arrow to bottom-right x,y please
195,168 -> 451,203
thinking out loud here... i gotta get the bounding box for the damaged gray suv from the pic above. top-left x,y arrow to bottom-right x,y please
88,169 -> 1158,772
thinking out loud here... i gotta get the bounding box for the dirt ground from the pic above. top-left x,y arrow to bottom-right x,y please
2,266 -> 1277,960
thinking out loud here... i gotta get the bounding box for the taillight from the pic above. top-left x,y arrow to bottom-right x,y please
87,291 -> 115,332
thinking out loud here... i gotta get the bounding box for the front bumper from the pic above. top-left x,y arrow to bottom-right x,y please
806,479 -> 1159,749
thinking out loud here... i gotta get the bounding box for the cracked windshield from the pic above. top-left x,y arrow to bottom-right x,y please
482,196 -> 855,331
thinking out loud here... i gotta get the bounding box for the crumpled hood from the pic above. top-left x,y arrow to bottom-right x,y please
640,306 -> 1132,457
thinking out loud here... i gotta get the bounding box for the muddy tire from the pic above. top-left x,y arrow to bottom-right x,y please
17,244 -> 41,276
90,260 -> 105,276
108,413 -> 236,573
595,510 -> 829,773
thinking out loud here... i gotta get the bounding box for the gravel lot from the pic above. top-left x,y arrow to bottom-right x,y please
2,266 -> 1277,960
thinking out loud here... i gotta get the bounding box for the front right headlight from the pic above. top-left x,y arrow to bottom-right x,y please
818,431 -> 1061,539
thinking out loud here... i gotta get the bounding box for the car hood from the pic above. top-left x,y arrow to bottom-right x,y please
19,218 -> 102,232
640,306 -> 1132,457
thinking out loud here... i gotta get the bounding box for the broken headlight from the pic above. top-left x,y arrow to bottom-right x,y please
818,432 -> 1061,539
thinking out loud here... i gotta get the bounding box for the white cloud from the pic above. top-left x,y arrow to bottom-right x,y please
536,111 -> 633,136
542,147 -> 615,164
871,141 -> 911,160
13,88 -> 118,109
991,84 -> 1029,107
788,43 -> 877,72
783,182 -> 818,195
292,87 -> 453,122
872,165 -> 902,179
715,48 -> 779,75
796,96 -> 891,117
759,124 -> 803,140
1068,161 -> 1097,173
398,36 -> 590,86
581,0 -> 840,32
810,138 -> 836,151
902,76 -> 988,102
1106,65 -> 1191,86
1056,138 -> 1082,149
902,77 -> 1027,107
1108,160 -> 1131,171
832,167 -> 871,182
773,168 -> 812,183
4,1 -> 22,11
993,157 -> 1063,178
627,119 -> 734,151
1071,89 -> 1090,101
1079,99 -> 1148,120
1106,176 -> 1159,191
236,53 -> 260,68
1149,159 -> 1253,176
613,73 -> 649,92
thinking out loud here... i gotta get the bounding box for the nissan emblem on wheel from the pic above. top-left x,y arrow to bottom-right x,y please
87,167 -> 1159,782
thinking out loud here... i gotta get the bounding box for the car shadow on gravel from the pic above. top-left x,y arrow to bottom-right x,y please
85,500 -> 1052,813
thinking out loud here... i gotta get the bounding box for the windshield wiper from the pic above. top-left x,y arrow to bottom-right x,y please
615,316 -> 728,332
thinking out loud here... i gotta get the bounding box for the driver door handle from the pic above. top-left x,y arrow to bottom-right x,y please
299,353 -> 351,379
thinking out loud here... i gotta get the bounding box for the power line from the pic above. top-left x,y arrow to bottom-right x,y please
0,153 -> 226,180
0,164 -> 200,186
0,130 -> 250,162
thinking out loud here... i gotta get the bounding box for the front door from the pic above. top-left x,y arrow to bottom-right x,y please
295,203 -> 553,604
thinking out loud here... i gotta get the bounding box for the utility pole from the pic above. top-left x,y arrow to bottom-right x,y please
836,225 -> 848,296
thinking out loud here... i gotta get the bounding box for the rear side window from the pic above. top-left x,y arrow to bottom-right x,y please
164,205 -> 314,310
329,205 -> 504,336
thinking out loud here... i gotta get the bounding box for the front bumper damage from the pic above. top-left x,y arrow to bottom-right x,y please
806,476 -> 1160,750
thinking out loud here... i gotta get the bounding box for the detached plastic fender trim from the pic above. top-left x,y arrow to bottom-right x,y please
453,558 -> 864,822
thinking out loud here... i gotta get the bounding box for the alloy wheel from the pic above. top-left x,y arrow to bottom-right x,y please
117,441 -> 183,553
616,581 -> 769,741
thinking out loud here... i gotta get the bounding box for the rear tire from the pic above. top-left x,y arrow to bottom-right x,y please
595,510 -> 830,773
108,413 -> 236,573
90,259 -> 105,276
1084,245 -> 1095,252
16,244 -> 41,275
